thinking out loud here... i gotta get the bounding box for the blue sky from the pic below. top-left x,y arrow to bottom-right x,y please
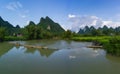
0,0 -> 120,31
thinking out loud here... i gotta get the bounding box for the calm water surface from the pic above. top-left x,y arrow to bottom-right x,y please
0,40 -> 120,74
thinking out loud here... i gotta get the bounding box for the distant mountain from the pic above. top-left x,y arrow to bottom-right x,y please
78,25 -> 120,36
37,16 -> 65,35
0,16 -> 14,28
0,16 -> 21,35
0,16 -> 65,37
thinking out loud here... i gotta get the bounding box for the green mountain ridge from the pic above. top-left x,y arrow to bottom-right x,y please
24,16 -> 65,39
0,16 -> 14,28
0,16 -> 65,37
37,16 -> 65,35
78,25 -> 120,36
0,16 -> 22,36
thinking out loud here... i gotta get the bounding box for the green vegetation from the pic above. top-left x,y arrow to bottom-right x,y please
23,16 -> 65,40
4,36 -> 25,41
1,15 -> 120,56
38,16 -> 65,36
0,16 -> 22,41
0,27 -> 5,42
71,36 -> 110,42
104,37 -> 120,56
75,25 -> 120,56
0,16 -> 22,36
72,36 -> 120,56
78,25 -> 120,36
0,16 -> 65,41
62,30 -> 73,39
24,21 -> 41,40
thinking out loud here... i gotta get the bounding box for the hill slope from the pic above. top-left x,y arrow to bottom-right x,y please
0,16 -> 21,35
37,16 -> 65,35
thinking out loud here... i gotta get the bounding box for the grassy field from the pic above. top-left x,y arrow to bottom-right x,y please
71,36 -> 111,42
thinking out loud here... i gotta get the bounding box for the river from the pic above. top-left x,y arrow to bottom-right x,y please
0,40 -> 120,74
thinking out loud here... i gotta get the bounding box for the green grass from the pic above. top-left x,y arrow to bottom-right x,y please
71,36 -> 111,42
4,36 -> 26,41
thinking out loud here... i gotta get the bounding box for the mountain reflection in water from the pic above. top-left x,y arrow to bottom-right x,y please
0,40 -> 120,74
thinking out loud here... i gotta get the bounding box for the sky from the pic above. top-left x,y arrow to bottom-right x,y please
0,0 -> 120,32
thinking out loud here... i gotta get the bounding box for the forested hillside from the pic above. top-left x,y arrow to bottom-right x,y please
78,25 -> 120,36
0,16 -> 21,36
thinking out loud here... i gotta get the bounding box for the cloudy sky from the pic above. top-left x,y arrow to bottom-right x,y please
0,0 -> 120,32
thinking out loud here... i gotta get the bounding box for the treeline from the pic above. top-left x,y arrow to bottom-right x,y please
78,25 -> 120,36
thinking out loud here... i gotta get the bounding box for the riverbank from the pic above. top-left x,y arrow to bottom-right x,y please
2,35 -> 120,57
71,36 -> 120,56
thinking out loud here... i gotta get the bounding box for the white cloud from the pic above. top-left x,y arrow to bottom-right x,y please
6,1 -> 23,11
68,14 -> 76,18
6,2 -> 29,19
102,21 -> 120,28
91,16 -> 99,19
68,14 -> 120,32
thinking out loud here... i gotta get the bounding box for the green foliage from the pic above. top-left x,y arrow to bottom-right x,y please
62,30 -> 73,39
0,27 -> 5,41
72,35 -> 120,56
24,16 -> 65,40
0,16 -> 22,36
24,21 -> 41,40
104,37 -> 120,56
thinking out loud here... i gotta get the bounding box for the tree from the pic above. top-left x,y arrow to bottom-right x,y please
115,27 -> 120,35
24,21 -> 48,40
24,21 -> 38,40
102,25 -> 110,35
91,29 -> 102,36
63,30 -> 73,39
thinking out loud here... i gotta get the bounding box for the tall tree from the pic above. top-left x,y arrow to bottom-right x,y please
24,21 -> 44,40
63,30 -> 73,39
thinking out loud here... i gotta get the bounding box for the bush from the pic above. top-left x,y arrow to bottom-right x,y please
104,37 -> 120,56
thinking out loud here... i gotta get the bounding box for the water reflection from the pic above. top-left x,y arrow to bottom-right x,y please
0,40 -> 120,74
0,42 -> 14,57
106,54 -> 120,63
25,47 -> 57,57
